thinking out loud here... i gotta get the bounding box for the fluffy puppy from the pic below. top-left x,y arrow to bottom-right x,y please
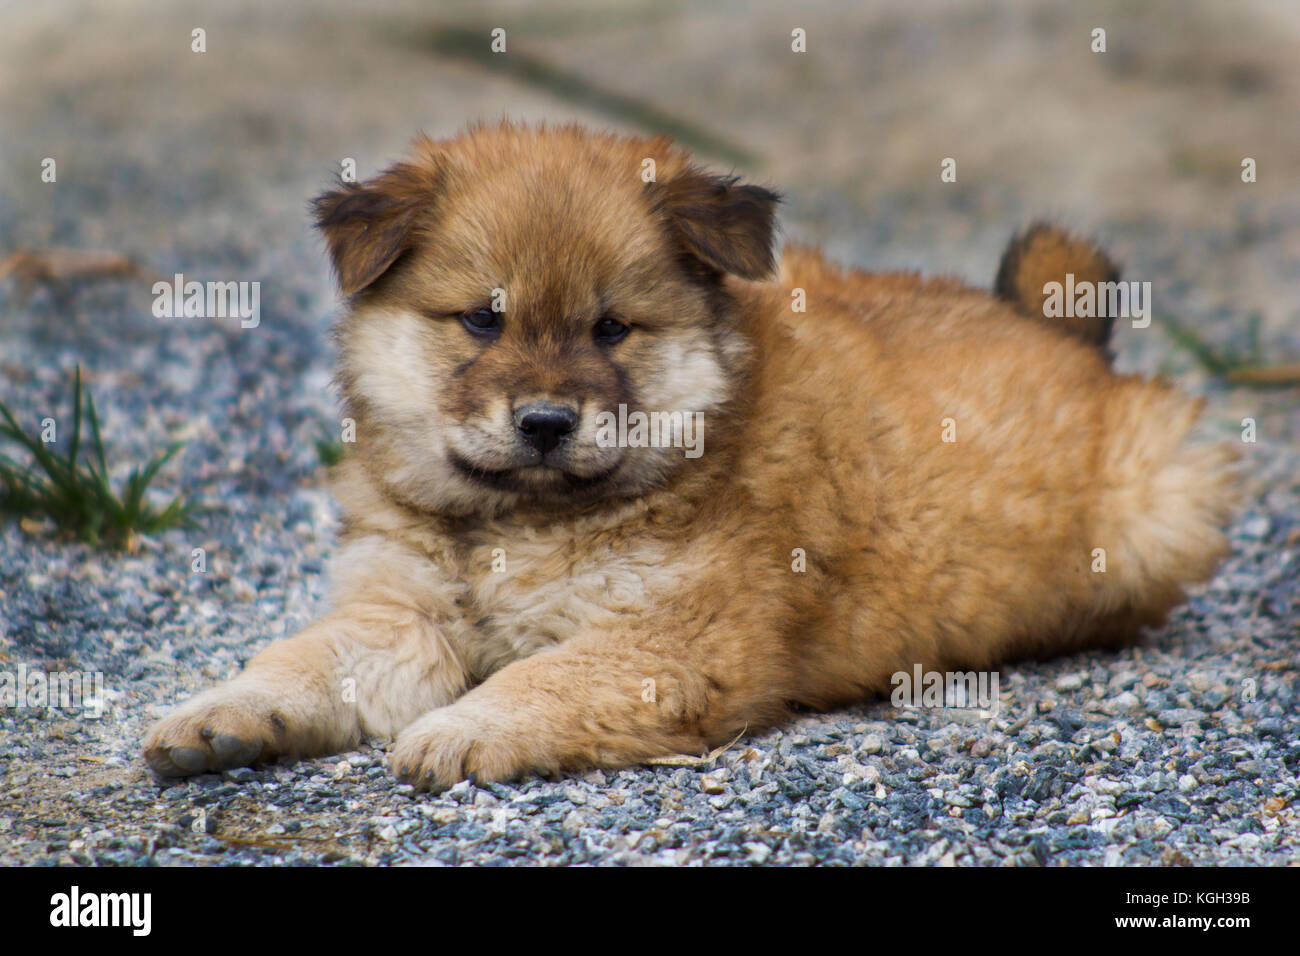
144,122 -> 1236,788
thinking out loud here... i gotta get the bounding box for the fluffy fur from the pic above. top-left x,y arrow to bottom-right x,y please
144,123 -> 1237,788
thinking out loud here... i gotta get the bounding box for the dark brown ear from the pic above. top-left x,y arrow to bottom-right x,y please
312,159 -> 440,295
657,169 -> 780,280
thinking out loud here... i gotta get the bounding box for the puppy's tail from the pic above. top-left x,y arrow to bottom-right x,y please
994,222 -> 1120,354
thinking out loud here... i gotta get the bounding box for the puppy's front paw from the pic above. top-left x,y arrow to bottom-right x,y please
389,704 -> 543,791
143,682 -> 291,776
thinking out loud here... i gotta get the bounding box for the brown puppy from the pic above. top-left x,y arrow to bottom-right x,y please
143,122 -> 1236,788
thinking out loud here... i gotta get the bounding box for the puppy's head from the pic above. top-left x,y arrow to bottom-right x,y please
314,123 -> 778,516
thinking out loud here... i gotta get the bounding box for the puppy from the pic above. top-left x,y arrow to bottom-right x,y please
144,122 -> 1236,788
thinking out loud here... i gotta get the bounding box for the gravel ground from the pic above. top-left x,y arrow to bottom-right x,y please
1,0 -> 1297,866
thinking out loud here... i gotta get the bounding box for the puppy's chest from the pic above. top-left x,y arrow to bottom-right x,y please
452,525 -> 673,676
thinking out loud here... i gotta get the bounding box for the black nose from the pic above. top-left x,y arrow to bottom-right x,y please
515,403 -> 578,455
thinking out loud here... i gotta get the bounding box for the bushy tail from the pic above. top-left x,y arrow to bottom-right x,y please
995,222 -> 1120,353
1088,384 -> 1239,634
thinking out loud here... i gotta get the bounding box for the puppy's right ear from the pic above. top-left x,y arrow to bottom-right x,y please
657,167 -> 781,280
312,157 -> 440,296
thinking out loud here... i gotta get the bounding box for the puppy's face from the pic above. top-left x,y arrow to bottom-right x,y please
315,125 -> 778,516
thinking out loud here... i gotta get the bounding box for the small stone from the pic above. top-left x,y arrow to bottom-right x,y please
1055,673 -> 1085,692
1135,816 -> 1173,840
1241,516 -> 1272,539
447,780 -> 474,803
1091,733 -> 1119,753
700,773 -> 726,795
1159,709 -> 1204,727
1089,776 -> 1124,795
745,843 -> 772,864
1145,771 -> 1176,793
1255,718 -> 1285,739
837,789 -> 867,811
860,734 -> 884,755
1116,791 -> 1150,810
1108,691 -> 1141,714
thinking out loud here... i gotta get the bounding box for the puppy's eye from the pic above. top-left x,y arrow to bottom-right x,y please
593,315 -> 630,344
461,307 -> 502,337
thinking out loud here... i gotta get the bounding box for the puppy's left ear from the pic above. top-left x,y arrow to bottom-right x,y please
312,156 -> 441,296
657,169 -> 780,280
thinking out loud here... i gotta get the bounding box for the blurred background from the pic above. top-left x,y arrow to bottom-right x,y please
5,0 -> 1299,382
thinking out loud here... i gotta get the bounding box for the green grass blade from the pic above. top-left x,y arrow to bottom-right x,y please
86,386 -> 109,478
0,369 -> 197,548
67,365 -> 83,470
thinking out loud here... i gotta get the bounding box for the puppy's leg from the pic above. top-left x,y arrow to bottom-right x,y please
389,622 -> 784,790
144,602 -> 468,776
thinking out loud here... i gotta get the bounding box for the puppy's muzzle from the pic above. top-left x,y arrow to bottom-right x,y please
514,402 -> 578,456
